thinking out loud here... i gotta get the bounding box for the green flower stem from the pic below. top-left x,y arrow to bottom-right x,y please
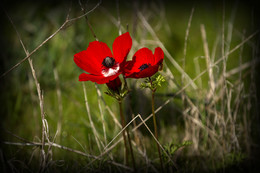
150,78 -> 164,172
118,100 -> 136,170
119,101 -> 129,165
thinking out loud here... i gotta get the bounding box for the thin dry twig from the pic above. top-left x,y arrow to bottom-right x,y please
94,84 -> 108,146
0,0 -> 101,79
28,58 -> 48,171
201,24 -> 215,98
82,82 -> 102,152
2,141 -> 131,170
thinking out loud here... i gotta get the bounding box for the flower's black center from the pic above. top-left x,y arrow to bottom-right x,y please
139,63 -> 151,71
102,57 -> 115,68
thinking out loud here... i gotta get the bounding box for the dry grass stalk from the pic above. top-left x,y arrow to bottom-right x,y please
2,141 -> 131,171
28,58 -> 48,172
138,12 -> 198,90
4,9 -> 50,170
200,24 -> 215,99
95,84 -> 107,145
82,82 -> 102,152
0,0 -> 101,79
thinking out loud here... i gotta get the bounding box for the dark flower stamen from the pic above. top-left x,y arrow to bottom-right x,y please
139,63 -> 151,71
102,57 -> 115,68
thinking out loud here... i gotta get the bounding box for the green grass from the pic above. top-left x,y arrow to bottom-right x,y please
1,0 -> 259,172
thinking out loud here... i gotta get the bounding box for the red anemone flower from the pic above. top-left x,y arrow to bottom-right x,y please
124,47 -> 164,78
74,32 -> 132,84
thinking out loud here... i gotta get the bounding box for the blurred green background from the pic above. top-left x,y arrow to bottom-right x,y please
0,0 -> 259,172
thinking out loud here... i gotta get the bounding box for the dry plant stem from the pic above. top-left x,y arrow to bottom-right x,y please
95,84 -> 107,145
2,141 -> 131,171
87,114 -> 176,170
28,59 -> 47,172
0,0 -> 101,79
79,0 -> 98,41
118,101 -> 129,165
5,9 -> 49,170
201,24 -> 215,98
82,83 -> 102,152
88,115 -> 140,168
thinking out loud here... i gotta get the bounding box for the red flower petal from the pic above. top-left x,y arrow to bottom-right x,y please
74,50 -> 100,75
79,72 -> 120,84
123,61 -> 134,76
154,47 -> 164,65
112,32 -> 132,64
74,41 -> 113,74
125,48 -> 154,74
126,65 -> 159,78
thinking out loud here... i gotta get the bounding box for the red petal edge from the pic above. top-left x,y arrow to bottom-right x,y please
154,47 -> 164,65
112,32 -> 132,64
79,73 -> 121,84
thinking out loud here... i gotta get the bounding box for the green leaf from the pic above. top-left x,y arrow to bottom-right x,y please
140,73 -> 166,91
162,140 -> 192,164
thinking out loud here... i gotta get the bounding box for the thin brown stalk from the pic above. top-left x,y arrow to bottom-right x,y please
79,0 -> 98,41
28,59 -> 47,172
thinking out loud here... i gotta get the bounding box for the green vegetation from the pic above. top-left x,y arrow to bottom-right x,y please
0,0 -> 259,172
